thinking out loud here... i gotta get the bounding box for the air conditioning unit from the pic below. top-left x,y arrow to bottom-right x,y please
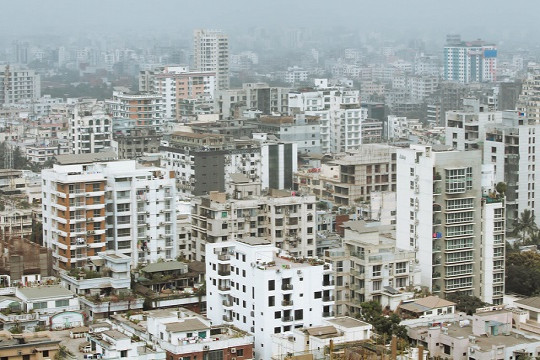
231,348 -> 236,354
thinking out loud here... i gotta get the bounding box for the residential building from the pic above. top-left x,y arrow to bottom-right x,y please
408,75 -> 439,101
406,306 -> 540,360
69,100 -> 113,154
294,144 -> 397,206
338,221 -> 419,315
139,65 -> 216,120
0,332 -> 60,360
137,260 -> 203,293
288,80 -> 367,153
443,36 -> 497,83
445,99 -> 502,151
42,160 -> 177,269
192,181 -> 317,261
0,65 -> 41,104
114,127 -> 162,159
398,296 -> 456,319
483,110 -> 540,232
107,308 -> 254,360
87,329 -> 165,360
193,29 -> 229,90
396,145 -> 504,304
271,317 -> 372,360
214,83 -> 290,119
513,296 -> 540,335
25,140 -> 70,165
206,239 -> 334,360
59,251 -> 132,296
254,114 -> 321,154
106,91 -> 165,135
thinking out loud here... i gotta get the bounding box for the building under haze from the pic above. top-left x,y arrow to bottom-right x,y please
193,29 -> 229,91
443,35 -> 497,83
0,65 -> 40,105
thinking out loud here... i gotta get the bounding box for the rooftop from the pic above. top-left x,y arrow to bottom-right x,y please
514,297 -> 540,309
141,261 -> 188,274
165,318 -> 208,333
55,151 -> 118,165
326,317 -> 371,329
18,286 -> 74,301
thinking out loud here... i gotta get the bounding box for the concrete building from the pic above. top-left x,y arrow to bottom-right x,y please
139,65 -> 216,120
214,83 -> 290,119
105,308 -> 253,360
406,306 -> 540,360
114,127 -> 162,160
42,160 -> 177,269
445,99 -> 502,151
398,296 -> 456,319
0,332 -> 60,360
206,239 -> 334,360
483,110 -> 540,232
270,317 -> 372,360
443,36 -> 497,83
288,80 -> 367,153
255,114 -> 321,154
192,181 -> 317,261
294,144 -> 397,207
87,328 -> 165,360
193,29 -> 229,91
339,221 -> 419,315
396,145 -> 504,304
69,100 -> 113,154
0,65 -> 41,104
106,91 -> 165,135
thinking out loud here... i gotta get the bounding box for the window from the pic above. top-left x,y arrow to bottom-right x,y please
268,296 -> 275,307
33,302 -> 47,309
445,168 -> 467,193
275,311 -> 281,319
55,299 -> 69,307
314,291 -> 322,299
395,262 -> 407,274
268,280 -> 275,291
117,203 -> 130,212
236,349 -> 244,356
446,198 -> 474,210
372,265 -> 382,277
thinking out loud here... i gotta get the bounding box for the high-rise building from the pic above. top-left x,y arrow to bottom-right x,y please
206,239 -> 334,360
396,145 -> 504,304
42,161 -> 177,269
443,36 -> 497,83
69,100 -> 113,154
139,65 -> 216,120
0,65 -> 41,105
193,29 -> 229,90
106,91 -> 164,135
192,180 -> 317,261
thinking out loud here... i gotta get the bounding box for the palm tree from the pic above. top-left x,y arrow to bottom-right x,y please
514,209 -> 538,242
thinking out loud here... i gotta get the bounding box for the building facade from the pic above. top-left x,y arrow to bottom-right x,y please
193,29 -> 229,91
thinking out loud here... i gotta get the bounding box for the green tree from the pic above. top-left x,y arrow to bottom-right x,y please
54,345 -> 75,360
514,209 -> 538,242
496,182 -> 507,196
506,251 -> 540,296
356,301 -> 408,342
446,292 -> 487,315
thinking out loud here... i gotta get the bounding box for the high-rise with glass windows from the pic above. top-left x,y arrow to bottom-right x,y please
396,145 -> 504,304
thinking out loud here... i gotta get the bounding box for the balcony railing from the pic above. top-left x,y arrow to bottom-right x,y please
281,283 -> 293,291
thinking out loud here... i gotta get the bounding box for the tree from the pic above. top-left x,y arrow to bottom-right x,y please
54,345 -> 75,360
506,251 -> 540,296
514,209 -> 538,242
496,182 -> 507,196
356,301 -> 408,342
446,292 -> 487,315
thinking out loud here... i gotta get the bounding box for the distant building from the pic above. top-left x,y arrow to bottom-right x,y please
0,332 -> 60,360
193,29 -> 229,90
69,100 -> 113,154
443,36 -> 497,83
0,65 -> 41,105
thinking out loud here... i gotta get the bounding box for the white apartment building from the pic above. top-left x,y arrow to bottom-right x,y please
443,38 -> 497,83
193,29 -> 229,90
396,145 -> 504,304
192,181 -> 317,261
139,65 -> 216,120
408,75 -> 439,101
206,239 -> 334,360
288,80 -> 367,153
69,100 -> 113,154
483,111 -> 540,233
42,160 -> 177,269
445,101 -> 502,151
0,65 -> 41,104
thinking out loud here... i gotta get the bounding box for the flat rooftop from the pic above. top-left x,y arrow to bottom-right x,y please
326,317 -> 371,328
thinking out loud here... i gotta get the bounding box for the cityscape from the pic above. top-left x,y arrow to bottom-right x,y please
1,0 -> 540,359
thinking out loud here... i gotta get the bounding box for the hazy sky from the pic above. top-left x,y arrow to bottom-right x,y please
2,0 -> 539,45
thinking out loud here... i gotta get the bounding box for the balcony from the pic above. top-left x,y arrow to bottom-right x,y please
323,311 -> 335,317
281,300 -> 294,306
217,254 -> 231,261
223,315 -> 232,322
218,285 -> 231,291
222,299 -> 233,307
323,280 -> 335,287
281,316 -> 294,322
323,295 -> 335,302
218,270 -> 230,276
281,283 -> 293,291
